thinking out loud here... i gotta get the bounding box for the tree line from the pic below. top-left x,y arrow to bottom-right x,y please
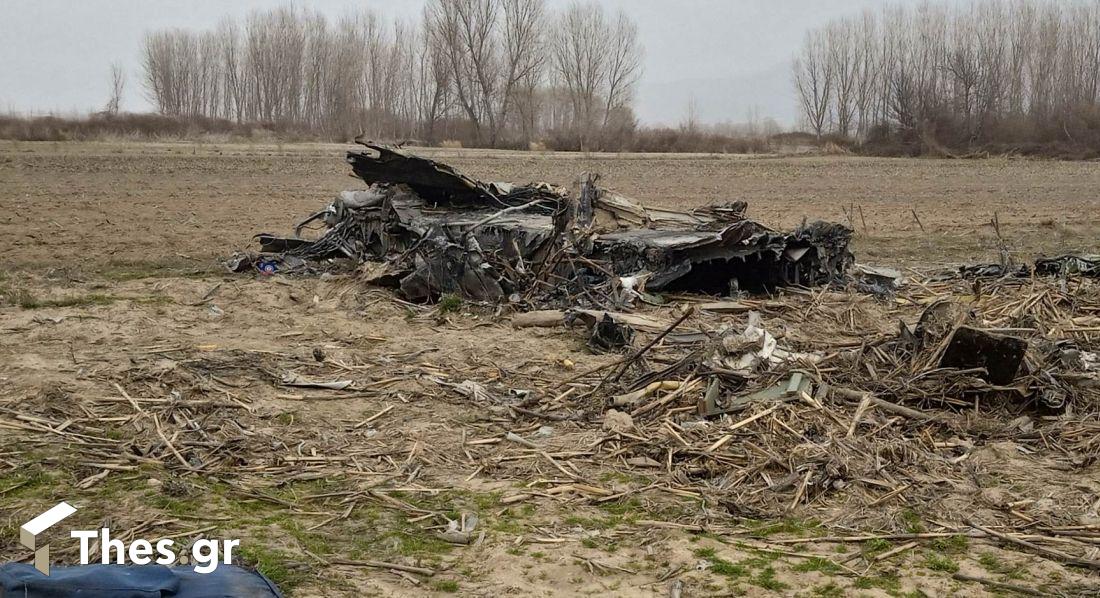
140,1 -> 642,150
794,0 -> 1100,154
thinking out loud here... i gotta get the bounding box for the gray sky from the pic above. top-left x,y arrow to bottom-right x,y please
0,0 -> 920,126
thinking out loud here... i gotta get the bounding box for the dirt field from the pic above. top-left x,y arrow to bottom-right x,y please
2,141 -> 1100,596
3,141 -> 1100,272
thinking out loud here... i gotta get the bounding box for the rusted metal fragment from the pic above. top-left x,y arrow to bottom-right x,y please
953,254 -> 1100,280
698,371 -> 812,418
588,313 -> 636,352
1034,255 -> 1100,277
940,326 -> 1028,385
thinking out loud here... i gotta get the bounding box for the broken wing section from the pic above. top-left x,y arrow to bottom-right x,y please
592,220 -> 853,293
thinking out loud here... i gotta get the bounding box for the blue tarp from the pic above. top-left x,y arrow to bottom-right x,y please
0,563 -> 284,598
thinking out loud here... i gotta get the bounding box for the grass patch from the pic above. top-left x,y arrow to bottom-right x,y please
490,509 -> 527,535
978,552 -> 1004,574
598,471 -> 653,486
0,467 -> 52,498
132,295 -> 175,305
437,294 -> 462,314
861,538 -> 892,558
388,530 -> 454,557
737,550 -> 780,569
749,518 -> 822,538
431,580 -> 459,593
930,534 -> 969,554
237,545 -> 308,590
563,513 -> 627,530
750,566 -> 788,592
693,548 -> 749,578
853,572 -> 901,592
923,552 -> 960,573
0,276 -> 171,309
598,497 -> 643,517
792,557 -> 843,575
978,552 -> 1025,579
812,582 -> 845,598
281,520 -> 333,555
488,501 -> 534,534
899,509 -> 925,533
150,494 -> 203,517
390,488 -> 500,519
0,524 -> 18,545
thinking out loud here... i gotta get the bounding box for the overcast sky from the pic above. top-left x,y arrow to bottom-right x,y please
0,0 -> 934,126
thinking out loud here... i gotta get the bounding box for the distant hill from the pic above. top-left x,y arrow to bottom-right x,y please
634,61 -> 797,128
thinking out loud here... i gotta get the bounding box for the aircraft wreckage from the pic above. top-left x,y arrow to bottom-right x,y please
239,144 -> 854,305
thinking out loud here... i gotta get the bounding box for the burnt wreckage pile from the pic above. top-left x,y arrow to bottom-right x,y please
249,144 -> 853,304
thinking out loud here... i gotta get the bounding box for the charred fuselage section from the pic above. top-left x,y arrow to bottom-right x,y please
250,144 -> 854,305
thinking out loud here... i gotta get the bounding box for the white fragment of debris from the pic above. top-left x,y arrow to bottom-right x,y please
280,373 -> 353,390
712,312 -> 821,376
454,379 -> 493,402
853,263 -> 906,289
505,431 -> 537,448
602,409 -> 635,433
613,272 -> 651,306
32,315 -> 66,325
714,312 -> 776,375
1082,350 -> 1099,372
680,421 -> 710,431
337,188 -> 386,208
440,512 -> 480,544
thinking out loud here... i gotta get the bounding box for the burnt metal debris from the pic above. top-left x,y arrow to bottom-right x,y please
955,255 -> 1100,280
231,146 -> 1100,418
246,143 -> 853,305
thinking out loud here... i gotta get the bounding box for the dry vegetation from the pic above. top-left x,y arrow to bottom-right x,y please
2,141 -> 1100,597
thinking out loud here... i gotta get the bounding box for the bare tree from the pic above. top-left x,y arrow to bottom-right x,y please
603,9 -> 642,127
411,15 -> 451,143
105,63 -> 126,115
826,19 -> 860,138
852,9 -> 880,137
550,2 -> 607,148
500,0 -> 547,145
137,2 -> 640,149
216,19 -> 245,122
794,30 -> 833,139
793,0 -> 1100,151
681,95 -> 699,134
546,2 -> 640,149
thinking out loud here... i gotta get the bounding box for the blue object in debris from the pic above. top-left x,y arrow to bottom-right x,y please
257,259 -> 279,275
0,563 -> 284,598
